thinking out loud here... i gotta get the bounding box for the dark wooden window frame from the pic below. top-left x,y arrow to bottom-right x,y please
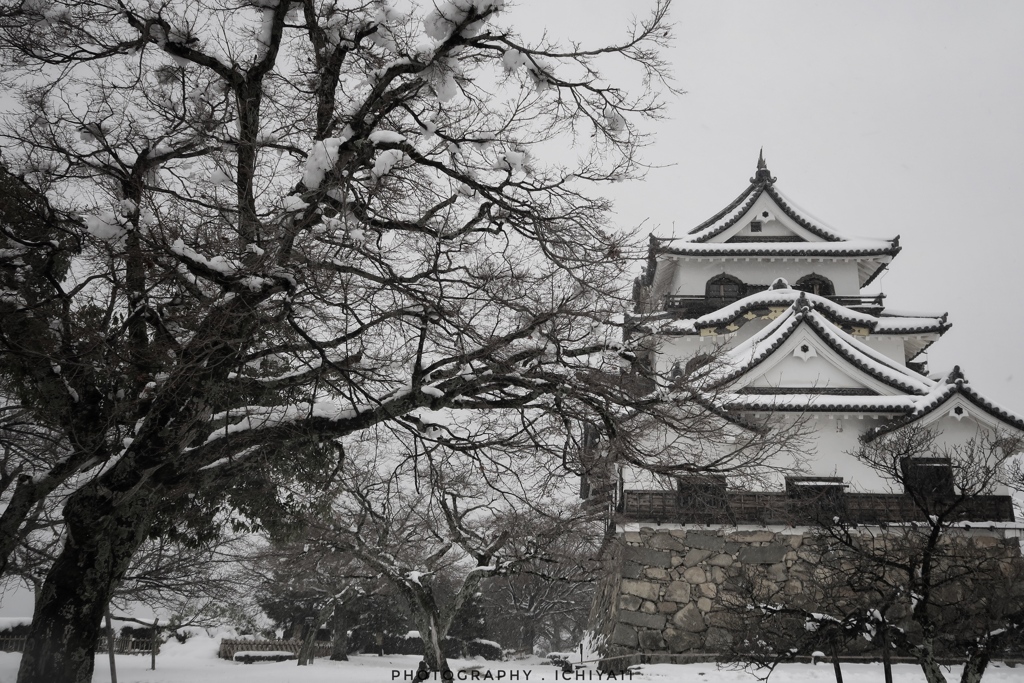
705,274 -> 745,304
795,273 -> 836,297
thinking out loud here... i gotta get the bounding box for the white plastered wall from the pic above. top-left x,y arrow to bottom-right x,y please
664,257 -> 862,298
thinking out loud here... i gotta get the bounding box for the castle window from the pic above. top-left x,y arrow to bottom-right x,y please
786,476 -> 846,522
678,475 -> 728,523
901,458 -> 955,500
795,274 -> 835,297
705,274 -> 744,305
750,220 -> 763,233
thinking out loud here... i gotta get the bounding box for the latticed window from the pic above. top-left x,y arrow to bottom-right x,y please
795,273 -> 835,296
901,458 -> 955,500
705,274 -> 744,303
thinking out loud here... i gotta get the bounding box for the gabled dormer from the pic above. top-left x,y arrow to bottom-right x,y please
687,151 -> 845,245
634,153 -> 902,317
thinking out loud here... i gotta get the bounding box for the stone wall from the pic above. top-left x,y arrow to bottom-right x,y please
589,524 -> 1024,667
590,527 -> 802,660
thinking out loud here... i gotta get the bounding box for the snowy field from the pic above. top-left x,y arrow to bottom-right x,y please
1,636 -> 1024,683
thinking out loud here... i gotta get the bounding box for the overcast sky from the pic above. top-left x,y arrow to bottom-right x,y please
523,0 -> 1024,408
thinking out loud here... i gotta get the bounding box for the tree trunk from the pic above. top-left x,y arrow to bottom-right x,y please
829,640 -> 843,683
16,490 -> 154,683
330,603 -> 350,661
297,603 -> 334,666
519,617 -> 535,653
959,650 -> 990,683
151,618 -> 159,671
916,637 -> 949,683
296,620 -> 311,666
881,625 -> 893,683
416,612 -> 450,674
104,609 -> 118,683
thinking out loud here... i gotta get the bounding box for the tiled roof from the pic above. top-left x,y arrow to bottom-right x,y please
864,367 -> 1024,441
686,155 -> 845,243
722,393 -> 915,413
655,288 -> 950,339
711,295 -> 936,396
658,239 -> 901,258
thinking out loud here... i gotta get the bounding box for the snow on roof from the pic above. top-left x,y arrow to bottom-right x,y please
0,617 -> 31,630
684,156 -> 869,244
658,238 -> 900,258
864,367 -> 1024,441
654,288 -> 949,339
710,298 -> 936,396
722,393 -> 916,413
802,309 -> 934,394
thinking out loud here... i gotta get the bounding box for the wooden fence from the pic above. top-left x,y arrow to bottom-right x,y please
218,638 -> 333,661
0,635 -> 157,655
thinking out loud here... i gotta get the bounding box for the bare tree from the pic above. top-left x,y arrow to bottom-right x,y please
480,532 -> 597,653
732,425 -> 1024,683
251,533 -> 376,664
0,1 -> 805,680
305,427 -> 602,673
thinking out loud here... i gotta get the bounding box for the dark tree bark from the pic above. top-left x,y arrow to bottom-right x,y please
17,492 -> 155,683
329,603 -> 350,661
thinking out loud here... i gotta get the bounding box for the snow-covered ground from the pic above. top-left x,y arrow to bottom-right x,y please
1,636 -> 1023,683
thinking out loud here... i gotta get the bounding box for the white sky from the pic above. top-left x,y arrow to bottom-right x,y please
524,0 -> 1024,409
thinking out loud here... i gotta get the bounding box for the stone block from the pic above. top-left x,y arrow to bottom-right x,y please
658,601 -> 678,613
728,530 -> 775,543
638,629 -> 666,650
785,534 -> 804,549
710,566 -> 727,584
672,602 -> 707,632
708,553 -> 733,567
682,567 -> 707,584
707,610 -> 742,630
704,627 -> 733,651
796,550 -> 821,564
685,533 -> 725,551
621,579 -> 660,601
664,628 -> 703,653
640,600 -> 657,614
624,546 -> 673,568
664,581 -> 691,603
644,567 -> 670,581
648,534 -> 686,552
618,594 -> 642,612
738,544 -> 788,564
618,609 -> 666,630
784,579 -> 803,595
621,562 -> 643,579
611,623 -> 638,647
683,549 -> 713,567
699,582 -> 717,598
669,529 -> 688,539
767,562 -> 788,582
623,532 -> 643,544
696,597 -> 713,613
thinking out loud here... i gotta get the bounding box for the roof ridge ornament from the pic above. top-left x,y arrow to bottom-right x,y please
770,277 -> 789,290
795,289 -> 810,313
946,365 -> 966,385
750,148 -> 777,184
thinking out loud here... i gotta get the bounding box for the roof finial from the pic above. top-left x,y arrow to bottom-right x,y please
751,148 -> 777,184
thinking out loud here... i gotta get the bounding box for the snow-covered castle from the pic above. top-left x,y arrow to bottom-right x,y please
588,154 -> 1024,662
